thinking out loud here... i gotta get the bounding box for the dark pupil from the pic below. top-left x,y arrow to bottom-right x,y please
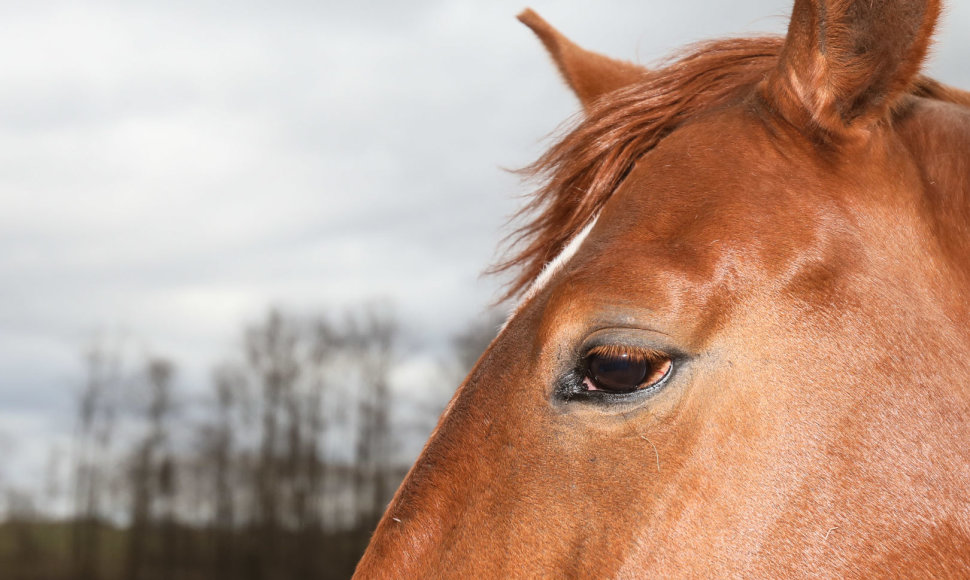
589,353 -> 649,392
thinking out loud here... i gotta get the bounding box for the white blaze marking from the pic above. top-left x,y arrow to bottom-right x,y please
501,214 -> 600,330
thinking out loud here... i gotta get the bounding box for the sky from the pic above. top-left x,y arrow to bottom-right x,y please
1,0 -> 968,492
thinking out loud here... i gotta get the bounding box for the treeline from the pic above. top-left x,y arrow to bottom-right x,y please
0,305 -> 502,580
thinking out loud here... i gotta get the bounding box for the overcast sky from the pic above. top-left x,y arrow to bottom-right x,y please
1,0 -> 967,489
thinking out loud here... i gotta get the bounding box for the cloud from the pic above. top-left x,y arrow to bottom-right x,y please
0,0 -> 966,488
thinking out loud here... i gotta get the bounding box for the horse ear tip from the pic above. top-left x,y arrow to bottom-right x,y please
516,8 -> 537,23
517,8 -> 549,33
518,9 -> 565,55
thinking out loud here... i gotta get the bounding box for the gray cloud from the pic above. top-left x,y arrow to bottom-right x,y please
0,0 -> 966,485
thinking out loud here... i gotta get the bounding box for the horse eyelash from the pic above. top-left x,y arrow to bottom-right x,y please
584,344 -> 670,364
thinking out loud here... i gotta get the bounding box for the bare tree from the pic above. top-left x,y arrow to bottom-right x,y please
44,304 -> 417,579
201,364 -> 243,580
72,342 -> 122,580
125,357 -> 176,580
348,304 -> 399,533
448,310 -> 505,385
4,487 -> 41,566
284,317 -> 339,578
246,309 -> 302,578
420,310 -> 506,424
44,445 -> 64,512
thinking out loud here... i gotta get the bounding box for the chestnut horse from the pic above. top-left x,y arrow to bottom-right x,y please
358,0 -> 970,576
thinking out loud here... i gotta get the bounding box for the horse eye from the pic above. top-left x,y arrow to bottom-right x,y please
583,346 -> 672,394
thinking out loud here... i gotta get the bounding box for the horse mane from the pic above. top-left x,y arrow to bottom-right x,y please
490,35 -> 970,301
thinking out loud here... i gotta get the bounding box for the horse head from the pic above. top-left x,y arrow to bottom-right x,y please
357,0 -> 970,575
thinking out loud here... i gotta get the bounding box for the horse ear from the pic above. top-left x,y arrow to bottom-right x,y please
518,9 -> 646,111
765,0 -> 941,137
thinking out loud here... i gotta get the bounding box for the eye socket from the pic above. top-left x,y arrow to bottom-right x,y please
582,345 -> 673,394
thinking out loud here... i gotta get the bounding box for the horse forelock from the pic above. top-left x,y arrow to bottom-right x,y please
490,34 -> 970,303
489,36 -> 786,301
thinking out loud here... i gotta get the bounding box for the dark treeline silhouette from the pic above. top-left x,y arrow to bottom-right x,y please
0,305 -> 502,580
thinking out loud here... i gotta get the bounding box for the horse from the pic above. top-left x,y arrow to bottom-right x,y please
356,0 -> 970,576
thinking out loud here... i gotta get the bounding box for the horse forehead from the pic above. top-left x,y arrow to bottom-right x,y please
597,116 -> 827,262
541,115 -> 859,340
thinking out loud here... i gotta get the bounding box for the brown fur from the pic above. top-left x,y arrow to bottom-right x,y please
356,1 -> 970,577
